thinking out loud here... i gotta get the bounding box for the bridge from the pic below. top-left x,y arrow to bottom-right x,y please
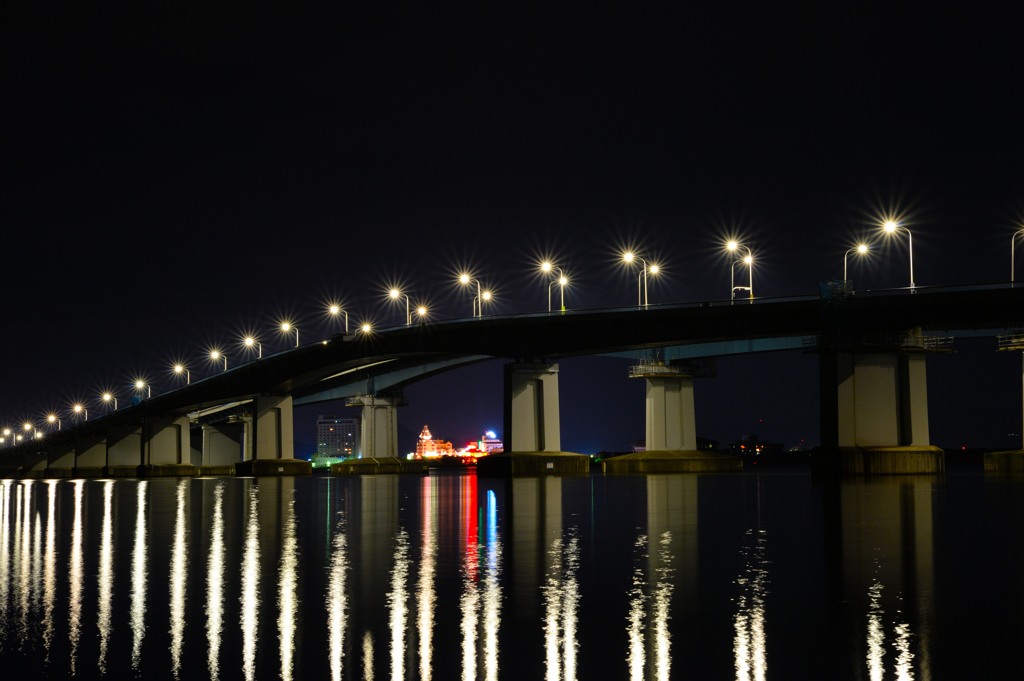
2,284 -> 1024,476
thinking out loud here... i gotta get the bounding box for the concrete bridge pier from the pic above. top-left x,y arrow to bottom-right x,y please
480,362 -> 587,476
202,423 -> 243,473
105,425 -> 143,477
605,360 -> 741,473
817,349 -> 943,474
350,393 -> 402,460
45,443 -> 75,478
141,416 -> 196,476
236,395 -> 310,476
73,432 -> 108,477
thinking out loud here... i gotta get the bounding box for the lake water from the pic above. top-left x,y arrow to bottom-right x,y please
0,463 -> 1021,680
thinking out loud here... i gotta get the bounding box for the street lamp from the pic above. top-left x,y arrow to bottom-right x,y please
102,392 -> 117,410
479,289 -> 493,316
72,403 -> 88,420
726,240 -> 754,302
458,273 -> 483,318
622,251 -> 659,308
243,335 -> 262,359
388,288 -> 411,326
327,303 -> 350,334
280,321 -> 299,347
173,363 -> 190,384
210,349 -> 228,371
47,413 -> 61,430
134,379 -> 151,399
1012,227 -> 1024,286
844,243 -> 870,282
415,305 -> 428,322
540,261 -> 570,312
360,322 -> 373,333
881,220 -> 915,290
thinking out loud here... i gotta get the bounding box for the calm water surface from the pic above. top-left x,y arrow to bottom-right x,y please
0,465 -> 1021,680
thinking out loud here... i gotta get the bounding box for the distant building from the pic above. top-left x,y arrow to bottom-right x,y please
415,425 -> 455,459
316,415 -> 359,459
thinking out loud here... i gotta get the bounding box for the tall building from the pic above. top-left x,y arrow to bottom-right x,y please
316,415 -> 359,459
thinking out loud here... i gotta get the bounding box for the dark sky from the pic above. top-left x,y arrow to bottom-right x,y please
3,4 -> 1023,453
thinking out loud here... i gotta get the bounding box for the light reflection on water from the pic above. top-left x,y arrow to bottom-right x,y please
0,471 -> 1020,679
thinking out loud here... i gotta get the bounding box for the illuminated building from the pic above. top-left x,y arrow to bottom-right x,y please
415,425 -> 455,459
314,415 -> 359,468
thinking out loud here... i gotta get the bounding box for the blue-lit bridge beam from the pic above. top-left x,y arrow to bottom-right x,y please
504,362 -> 561,453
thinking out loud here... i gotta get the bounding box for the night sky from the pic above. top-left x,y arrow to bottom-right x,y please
4,5 -> 1023,454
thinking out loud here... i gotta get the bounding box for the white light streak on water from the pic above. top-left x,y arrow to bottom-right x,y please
867,579 -> 885,681
327,519 -> 348,681
169,479 -> 188,679
653,531 -> 675,681
543,530 -> 581,681
241,485 -> 260,681
0,481 -> 11,628
626,534 -> 648,681
16,482 -> 30,641
278,492 -> 299,681
206,484 -> 225,678
417,478 -> 436,681
68,480 -> 84,677
42,481 -> 57,660
388,529 -> 410,681
97,481 -> 114,674
460,548 -> 480,681
894,620 -> 915,680
544,537 -> 563,681
482,490 -> 502,681
733,528 -> 769,681
131,481 -> 148,671
32,498 -> 42,625
363,631 -> 375,681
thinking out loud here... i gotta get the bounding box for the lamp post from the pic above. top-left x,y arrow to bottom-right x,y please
458,273 -> 483,318
210,349 -> 227,371
1,428 -> 10,446
72,403 -> 88,420
479,289 -> 493,316
726,240 -> 754,302
415,305 -> 428,323
243,336 -> 262,359
173,363 -> 191,384
882,220 -> 915,290
280,321 -> 299,347
360,322 -> 373,334
102,392 -> 117,410
328,304 -> 350,334
622,251 -> 658,308
134,380 -> 151,399
541,261 -> 570,312
47,413 -> 61,430
844,243 -> 870,282
1012,227 -> 1024,286
389,288 -> 411,326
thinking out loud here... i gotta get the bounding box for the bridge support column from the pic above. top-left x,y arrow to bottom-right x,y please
504,362 -> 561,452
236,395 -> 309,476
348,394 -> 403,459
74,433 -> 107,477
645,376 -> 697,452
142,416 -> 196,476
46,444 -> 75,478
202,423 -> 243,469
817,350 -> 942,474
106,425 -> 144,477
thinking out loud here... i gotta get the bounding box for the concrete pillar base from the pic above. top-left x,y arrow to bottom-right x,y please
105,466 -> 141,478
476,451 -> 588,476
331,457 -> 430,475
235,458 -> 311,476
138,464 -> 199,478
197,465 -> 236,476
983,449 -> 1024,473
72,466 -> 106,478
44,467 -> 74,479
811,446 -> 944,475
602,449 -> 742,474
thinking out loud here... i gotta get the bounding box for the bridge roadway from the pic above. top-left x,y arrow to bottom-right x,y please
3,284 -> 1024,473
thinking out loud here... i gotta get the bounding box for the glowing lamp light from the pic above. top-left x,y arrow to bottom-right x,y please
360,322 -> 373,333
102,392 -> 117,410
